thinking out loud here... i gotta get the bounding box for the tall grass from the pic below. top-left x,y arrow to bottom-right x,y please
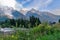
0,23 -> 60,40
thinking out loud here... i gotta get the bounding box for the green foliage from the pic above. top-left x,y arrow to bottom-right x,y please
0,22 -> 60,40
30,16 -> 41,27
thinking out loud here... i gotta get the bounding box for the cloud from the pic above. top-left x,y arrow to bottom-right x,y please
51,9 -> 60,15
19,0 -> 31,4
0,0 -> 53,10
0,0 -> 24,18
0,0 -> 23,10
0,0 -> 16,9
20,0 -> 53,10
0,6 -> 14,18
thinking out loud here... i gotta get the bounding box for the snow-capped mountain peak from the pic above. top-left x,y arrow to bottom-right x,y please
0,7 -> 60,23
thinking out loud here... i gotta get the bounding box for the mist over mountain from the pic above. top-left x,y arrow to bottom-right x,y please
0,6 -> 25,21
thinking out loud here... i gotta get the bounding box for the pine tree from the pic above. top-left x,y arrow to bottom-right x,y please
59,19 -> 60,23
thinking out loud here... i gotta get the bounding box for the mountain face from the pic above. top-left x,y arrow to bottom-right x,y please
26,9 -> 60,23
12,10 -> 26,19
0,6 -> 26,21
26,9 -> 42,20
0,6 -> 60,23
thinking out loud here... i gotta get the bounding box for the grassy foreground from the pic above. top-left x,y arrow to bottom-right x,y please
0,23 -> 60,40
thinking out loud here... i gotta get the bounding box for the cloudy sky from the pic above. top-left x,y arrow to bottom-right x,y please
0,0 -> 60,15
17,0 -> 60,10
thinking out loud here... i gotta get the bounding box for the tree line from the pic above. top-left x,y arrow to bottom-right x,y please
0,16 -> 41,28
0,15 -> 60,28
